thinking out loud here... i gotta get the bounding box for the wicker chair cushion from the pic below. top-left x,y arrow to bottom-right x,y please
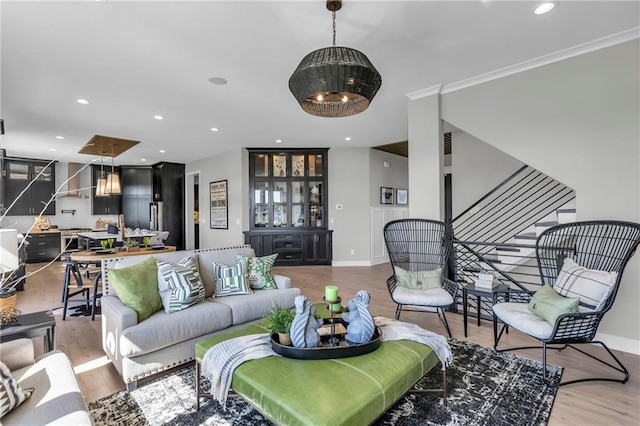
493,303 -> 554,340
392,286 -> 453,307
554,258 -> 617,310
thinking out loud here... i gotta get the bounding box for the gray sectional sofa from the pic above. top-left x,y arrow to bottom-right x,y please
100,245 -> 300,391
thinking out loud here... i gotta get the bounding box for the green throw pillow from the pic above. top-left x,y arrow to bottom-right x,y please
236,253 -> 278,290
394,266 -> 442,290
108,256 -> 163,322
528,284 -> 579,325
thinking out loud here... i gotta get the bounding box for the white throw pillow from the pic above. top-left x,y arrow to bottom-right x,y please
553,257 -> 617,311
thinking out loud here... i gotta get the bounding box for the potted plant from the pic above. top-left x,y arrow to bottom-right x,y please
123,239 -> 140,252
264,305 -> 296,346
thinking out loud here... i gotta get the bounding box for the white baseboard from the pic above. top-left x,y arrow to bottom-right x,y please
594,332 -> 640,356
331,260 -> 373,267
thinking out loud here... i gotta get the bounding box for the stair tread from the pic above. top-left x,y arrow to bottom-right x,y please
556,208 -> 576,213
495,246 -> 520,252
515,232 -> 537,239
535,221 -> 558,226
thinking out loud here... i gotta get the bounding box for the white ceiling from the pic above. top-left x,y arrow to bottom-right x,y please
1,1 -> 638,166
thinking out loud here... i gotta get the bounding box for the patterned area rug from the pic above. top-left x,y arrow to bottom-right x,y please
89,339 -> 562,426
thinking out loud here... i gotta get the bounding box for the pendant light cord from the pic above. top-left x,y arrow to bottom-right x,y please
332,11 -> 336,47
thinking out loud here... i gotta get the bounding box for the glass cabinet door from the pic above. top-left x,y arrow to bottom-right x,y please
249,149 -> 327,230
33,164 -> 54,182
7,162 -> 29,180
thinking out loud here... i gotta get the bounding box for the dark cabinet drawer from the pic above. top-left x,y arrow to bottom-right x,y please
273,239 -> 303,250
26,233 -> 61,263
275,252 -> 304,262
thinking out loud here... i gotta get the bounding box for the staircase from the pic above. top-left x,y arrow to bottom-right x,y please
452,165 -> 576,289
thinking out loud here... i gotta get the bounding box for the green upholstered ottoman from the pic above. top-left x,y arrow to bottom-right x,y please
195,319 -> 446,426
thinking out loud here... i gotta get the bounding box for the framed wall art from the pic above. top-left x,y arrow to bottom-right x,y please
396,188 -> 408,205
210,180 -> 228,229
380,187 -> 394,205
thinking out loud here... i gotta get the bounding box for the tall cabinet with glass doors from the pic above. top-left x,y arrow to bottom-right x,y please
244,149 -> 332,265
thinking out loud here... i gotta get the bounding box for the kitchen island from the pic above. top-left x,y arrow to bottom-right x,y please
77,231 -> 158,249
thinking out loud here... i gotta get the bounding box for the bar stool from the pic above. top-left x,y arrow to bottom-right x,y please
61,254 -> 102,320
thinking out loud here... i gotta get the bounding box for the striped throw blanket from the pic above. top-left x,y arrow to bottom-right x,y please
201,317 -> 453,406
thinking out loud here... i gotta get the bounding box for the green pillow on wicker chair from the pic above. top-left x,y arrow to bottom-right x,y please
528,284 -> 579,325
394,266 -> 442,290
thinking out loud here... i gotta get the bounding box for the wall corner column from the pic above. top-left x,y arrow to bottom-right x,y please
407,85 -> 444,220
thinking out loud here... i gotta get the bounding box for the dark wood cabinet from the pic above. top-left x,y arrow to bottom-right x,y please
121,166 -> 152,229
152,162 -> 185,249
2,158 -> 56,216
245,148 -> 331,265
91,164 -> 122,215
25,232 -> 61,263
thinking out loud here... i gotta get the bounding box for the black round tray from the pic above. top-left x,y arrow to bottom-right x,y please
271,320 -> 381,360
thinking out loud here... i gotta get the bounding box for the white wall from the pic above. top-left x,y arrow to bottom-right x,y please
185,148 -> 246,249
451,131 -> 524,218
368,149 -> 409,206
441,40 -> 640,352
328,147 -> 371,264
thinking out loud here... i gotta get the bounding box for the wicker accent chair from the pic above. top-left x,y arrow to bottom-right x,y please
492,220 -> 640,386
383,219 -> 458,337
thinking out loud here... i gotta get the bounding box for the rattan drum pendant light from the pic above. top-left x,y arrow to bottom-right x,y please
289,0 -> 382,117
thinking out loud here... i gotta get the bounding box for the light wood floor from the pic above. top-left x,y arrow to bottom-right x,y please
14,261 -> 640,425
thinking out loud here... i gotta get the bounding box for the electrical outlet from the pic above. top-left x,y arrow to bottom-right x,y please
350,249 -> 355,255
236,219 -> 240,225
330,218 -> 334,224
336,204 -> 343,210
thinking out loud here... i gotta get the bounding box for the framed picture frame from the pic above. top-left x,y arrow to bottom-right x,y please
210,180 -> 228,229
396,188 -> 408,205
380,187 -> 394,205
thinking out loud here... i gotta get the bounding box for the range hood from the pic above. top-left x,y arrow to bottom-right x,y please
62,162 -> 90,199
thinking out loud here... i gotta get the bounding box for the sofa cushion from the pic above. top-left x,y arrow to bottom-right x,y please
108,257 -> 163,322
119,300 -> 232,357
6,351 -> 91,426
157,256 -> 206,313
237,253 -> 278,290
213,258 -> 252,297
211,287 -> 301,325
0,361 -> 32,418
197,246 -> 256,298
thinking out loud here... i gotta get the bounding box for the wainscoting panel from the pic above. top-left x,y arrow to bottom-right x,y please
370,206 -> 410,265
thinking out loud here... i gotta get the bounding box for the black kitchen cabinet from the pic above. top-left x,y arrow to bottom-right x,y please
121,166 -> 152,229
2,157 -> 56,216
244,148 -> 331,265
91,164 -> 122,215
152,162 -> 185,249
25,231 -> 61,263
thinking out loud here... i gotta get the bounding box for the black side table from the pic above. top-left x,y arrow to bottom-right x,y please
0,310 -> 56,352
463,283 -> 509,337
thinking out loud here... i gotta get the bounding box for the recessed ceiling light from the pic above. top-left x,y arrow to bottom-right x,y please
77,99 -> 90,105
534,1 -> 557,14
140,158 -> 147,162
211,127 -> 219,132
345,137 -> 351,141
159,149 -> 166,153
55,136 -> 64,140
154,115 -> 164,120
49,148 -> 57,152
275,139 -> 282,143
208,77 -> 228,85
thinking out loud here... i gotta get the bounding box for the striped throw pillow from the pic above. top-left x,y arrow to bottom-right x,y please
554,257 -> 618,311
157,257 -> 206,313
213,258 -> 252,297
0,361 -> 32,418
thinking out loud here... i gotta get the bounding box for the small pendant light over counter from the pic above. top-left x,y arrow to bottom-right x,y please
104,142 -> 121,196
289,0 -> 382,118
95,153 -> 108,197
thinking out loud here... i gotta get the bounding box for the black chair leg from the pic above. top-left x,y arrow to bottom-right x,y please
438,308 -> 452,338
62,263 -> 72,320
395,304 -> 403,320
91,273 -> 102,321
